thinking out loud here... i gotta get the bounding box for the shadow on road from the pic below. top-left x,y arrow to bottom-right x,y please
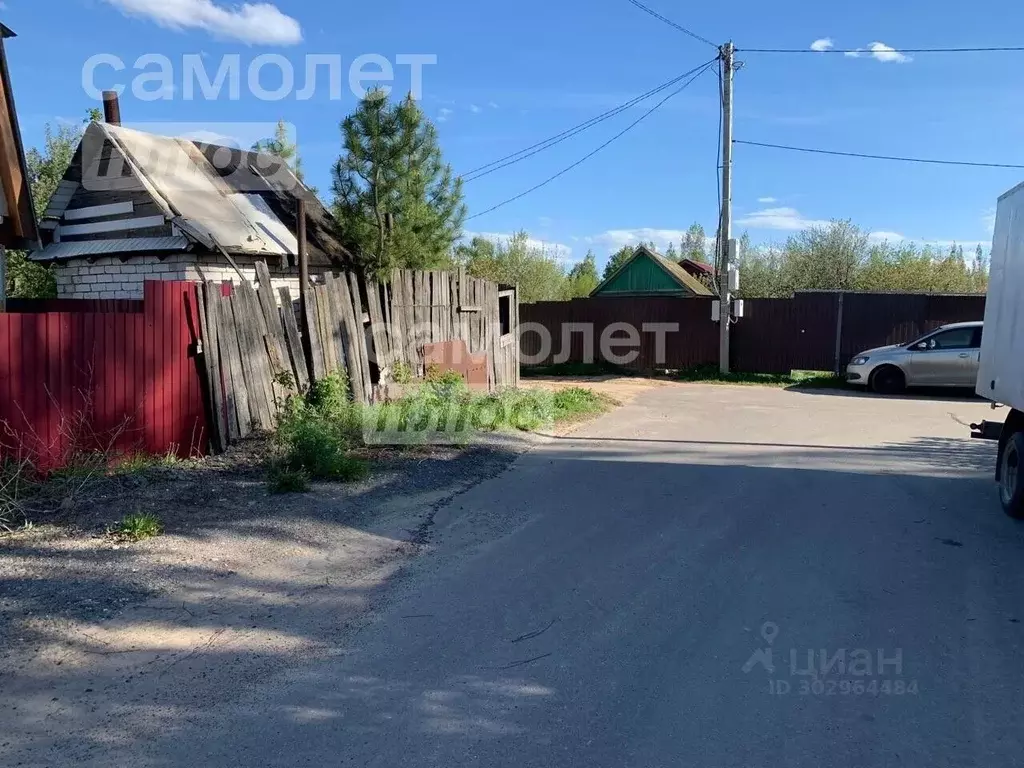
5,434 -> 1024,766
788,385 -> 984,403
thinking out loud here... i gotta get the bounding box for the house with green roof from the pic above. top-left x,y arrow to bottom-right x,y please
591,245 -> 714,298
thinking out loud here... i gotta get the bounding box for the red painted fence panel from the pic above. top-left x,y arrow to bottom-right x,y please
0,281 -> 208,471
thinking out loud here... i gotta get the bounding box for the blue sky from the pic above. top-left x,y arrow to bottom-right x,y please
6,0 -> 1023,268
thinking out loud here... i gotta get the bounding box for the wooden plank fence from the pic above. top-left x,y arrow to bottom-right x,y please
199,263 -> 519,451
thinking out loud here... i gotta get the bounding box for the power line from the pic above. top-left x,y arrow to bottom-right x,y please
625,0 -> 718,49
740,45 -> 1024,54
735,139 -> 1024,170
468,61 -> 716,221
463,60 -> 716,182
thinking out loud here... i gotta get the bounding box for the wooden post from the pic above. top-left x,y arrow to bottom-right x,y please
834,291 -> 845,376
296,197 -> 311,374
102,90 -> 121,125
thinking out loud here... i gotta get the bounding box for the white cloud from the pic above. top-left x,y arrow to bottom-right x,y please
868,230 -> 988,251
103,0 -> 302,45
469,104 -> 482,114
867,42 -> 912,63
463,231 -> 575,264
583,228 -> 688,254
437,107 -> 454,123
810,38 -> 834,52
736,207 -> 830,231
845,41 -> 912,63
488,101 -> 500,109
757,196 -> 777,204
867,230 -> 905,243
983,208 -> 996,234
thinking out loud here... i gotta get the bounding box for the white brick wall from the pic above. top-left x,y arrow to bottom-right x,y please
54,255 -> 189,299
54,253 -> 327,302
184,255 -> 328,303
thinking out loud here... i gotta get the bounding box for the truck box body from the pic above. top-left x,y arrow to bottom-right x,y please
978,180 -> 1024,406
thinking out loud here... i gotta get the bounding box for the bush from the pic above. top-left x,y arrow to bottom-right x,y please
267,464 -> 310,494
391,361 -> 413,384
274,373 -> 369,483
307,370 -> 352,422
424,367 -> 469,403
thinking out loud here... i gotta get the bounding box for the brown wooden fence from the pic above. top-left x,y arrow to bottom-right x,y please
519,291 -> 987,375
200,264 -> 519,451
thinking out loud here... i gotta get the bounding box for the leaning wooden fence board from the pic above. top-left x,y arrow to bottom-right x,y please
347,272 -> 374,399
277,287 -> 309,393
199,261 -> 520,451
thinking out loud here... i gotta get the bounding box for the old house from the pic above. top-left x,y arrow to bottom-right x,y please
30,117 -> 351,300
591,245 -> 714,298
0,24 -> 39,256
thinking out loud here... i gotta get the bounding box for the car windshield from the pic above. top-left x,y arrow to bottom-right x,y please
905,327 -> 978,348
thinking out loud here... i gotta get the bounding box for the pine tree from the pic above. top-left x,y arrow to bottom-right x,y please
665,242 -> 679,261
252,119 -> 303,180
332,90 -> 466,277
603,246 -> 635,280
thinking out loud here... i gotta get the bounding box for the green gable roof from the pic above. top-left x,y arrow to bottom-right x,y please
591,245 -> 714,298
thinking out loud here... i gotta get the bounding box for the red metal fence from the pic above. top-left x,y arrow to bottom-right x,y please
0,281 -> 207,470
519,291 -> 987,374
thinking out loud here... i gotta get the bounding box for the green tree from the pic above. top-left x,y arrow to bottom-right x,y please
253,119 -> 304,180
682,223 -> 708,263
454,232 -> 566,303
782,220 -> 868,291
736,243 -> 791,298
664,242 -> 679,261
603,246 -> 635,280
5,115 -> 97,298
332,90 -> 465,278
565,250 -> 599,298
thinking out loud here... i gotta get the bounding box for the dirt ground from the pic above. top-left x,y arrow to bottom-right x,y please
0,438 -> 538,717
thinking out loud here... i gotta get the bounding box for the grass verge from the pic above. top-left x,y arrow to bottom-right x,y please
521,361 -> 635,378
265,372 -> 614,492
674,365 -> 847,389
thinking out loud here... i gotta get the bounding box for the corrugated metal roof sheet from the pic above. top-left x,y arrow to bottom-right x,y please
31,236 -> 190,262
102,124 -> 294,256
647,248 -> 715,296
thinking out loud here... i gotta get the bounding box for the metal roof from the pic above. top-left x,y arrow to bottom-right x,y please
646,248 -> 715,296
36,236 -> 191,262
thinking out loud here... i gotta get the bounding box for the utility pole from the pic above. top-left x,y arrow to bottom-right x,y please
718,41 -> 735,374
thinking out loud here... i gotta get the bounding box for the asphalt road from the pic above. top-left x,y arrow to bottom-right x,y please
17,384 -> 1024,766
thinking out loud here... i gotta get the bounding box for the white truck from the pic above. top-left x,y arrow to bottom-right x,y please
974,180 -> 1024,517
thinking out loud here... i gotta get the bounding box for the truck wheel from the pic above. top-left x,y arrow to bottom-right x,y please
871,366 -> 906,395
1000,432 -> 1024,519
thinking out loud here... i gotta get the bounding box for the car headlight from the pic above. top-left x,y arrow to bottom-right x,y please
851,356 -> 870,366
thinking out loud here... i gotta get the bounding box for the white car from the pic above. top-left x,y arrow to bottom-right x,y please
846,321 -> 983,394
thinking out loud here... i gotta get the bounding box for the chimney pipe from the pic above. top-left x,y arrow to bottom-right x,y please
102,90 -> 121,126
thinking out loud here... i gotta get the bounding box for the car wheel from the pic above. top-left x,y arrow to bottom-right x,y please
870,365 -> 906,395
1000,432 -> 1024,519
